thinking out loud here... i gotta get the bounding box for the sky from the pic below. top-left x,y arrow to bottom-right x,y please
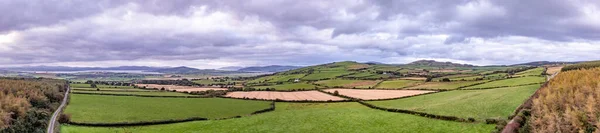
0,0 -> 599,69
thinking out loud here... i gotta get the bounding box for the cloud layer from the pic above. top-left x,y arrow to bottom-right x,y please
1,0 -> 599,68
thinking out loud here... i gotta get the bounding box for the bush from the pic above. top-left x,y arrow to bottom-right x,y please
333,90 -> 339,96
58,114 -> 71,123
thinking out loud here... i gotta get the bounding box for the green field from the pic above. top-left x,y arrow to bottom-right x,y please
71,83 -> 135,89
463,76 -> 545,89
369,84 -> 541,120
62,102 -> 494,133
64,94 -> 272,123
72,87 -> 154,91
301,71 -> 353,80
404,80 -> 488,90
249,74 -> 307,84
251,83 -> 319,90
514,67 -> 544,76
71,90 -> 195,96
314,79 -> 380,88
375,80 -> 422,89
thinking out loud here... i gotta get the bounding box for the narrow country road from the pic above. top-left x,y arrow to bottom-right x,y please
47,85 -> 70,133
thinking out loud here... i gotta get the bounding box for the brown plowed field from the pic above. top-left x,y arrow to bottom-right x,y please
324,89 -> 435,100
224,91 -> 346,101
135,84 -> 227,92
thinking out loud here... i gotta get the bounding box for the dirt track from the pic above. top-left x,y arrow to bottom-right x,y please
225,91 -> 346,101
324,89 -> 435,100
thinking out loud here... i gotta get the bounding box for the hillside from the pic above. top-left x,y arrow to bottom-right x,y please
406,60 -> 475,67
238,65 -> 301,72
511,61 -> 580,66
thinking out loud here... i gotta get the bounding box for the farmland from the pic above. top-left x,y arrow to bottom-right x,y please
53,60 -> 563,132
368,84 -> 541,120
404,80 -> 489,90
64,94 -> 272,123
225,91 -> 346,101
61,102 -> 494,133
375,79 -> 422,89
250,83 -> 319,90
71,90 -> 195,96
462,76 -> 545,89
323,89 -> 435,100
314,79 -> 381,88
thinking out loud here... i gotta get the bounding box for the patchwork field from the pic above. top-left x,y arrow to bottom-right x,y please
71,83 -> 135,89
315,79 -> 381,88
368,84 -> 541,120
251,83 -> 319,90
61,102 -> 494,133
375,79 -> 422,89
248,74 -> 306,84
301,71 -> 353,80
71,90 -> 195,96
64,94 -> 272,123
225,91 -> 346,101
514,67 -> 544,76
72,87 -> 154,91
324,89 -> 435,100
135,84 -> 227,92
462,76 -> 545,89
404,80 -> 488,90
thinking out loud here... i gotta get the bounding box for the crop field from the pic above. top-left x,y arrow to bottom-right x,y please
342,72 -> 376,78
433,74 -> 478,81
398,77 -> 427,81
368,84 -> 541,120
404,80 -> 488,90
514,67 -> 544,76
71,90 -> 195,96
375,79 -> 422,89
545,66 -> 563,74
64,94 -> 272,123
324,89 -> 435,100
251,83 -> 319,90
462,76 -> 545,89
225,91 -> 346,101
136,84 -> 227,92
315,79 -> 381,88
61,102 -> 494,133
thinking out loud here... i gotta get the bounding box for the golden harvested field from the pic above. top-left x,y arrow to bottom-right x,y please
224,91 -> 346,101
323,89 -> 435,100
135,84 -> 227,92
545,66 -> 563,75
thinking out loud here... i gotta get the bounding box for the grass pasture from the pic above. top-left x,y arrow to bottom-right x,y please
62,102 -> 494,133
404,80 -> 488,90
71,90 -> 195,96
514,67 -> 544,76
462,76 -> 545,89
71,83 -> 135,89
375,80 -> 422,89
72,87 -> 154,91
301,71 -> 353,81
315,79 -> 380,88
369,84 -> 541,120
64,94 -> 272,123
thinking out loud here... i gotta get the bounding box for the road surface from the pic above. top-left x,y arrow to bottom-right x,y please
47,86 -> 70,133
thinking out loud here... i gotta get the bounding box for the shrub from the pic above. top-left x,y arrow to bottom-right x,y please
58,114 -> 71,123
333,90 -> 339,96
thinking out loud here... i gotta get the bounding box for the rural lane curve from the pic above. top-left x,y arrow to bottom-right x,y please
47,86 -> 70,133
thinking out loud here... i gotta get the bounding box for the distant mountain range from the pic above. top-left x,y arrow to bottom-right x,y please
237,65 -> 301,72
0,66 -> 168,72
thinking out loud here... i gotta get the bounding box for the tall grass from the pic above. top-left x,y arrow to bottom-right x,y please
530,68 -> 600,132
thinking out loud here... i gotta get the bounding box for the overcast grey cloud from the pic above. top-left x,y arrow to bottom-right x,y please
0,0 -> 599,68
